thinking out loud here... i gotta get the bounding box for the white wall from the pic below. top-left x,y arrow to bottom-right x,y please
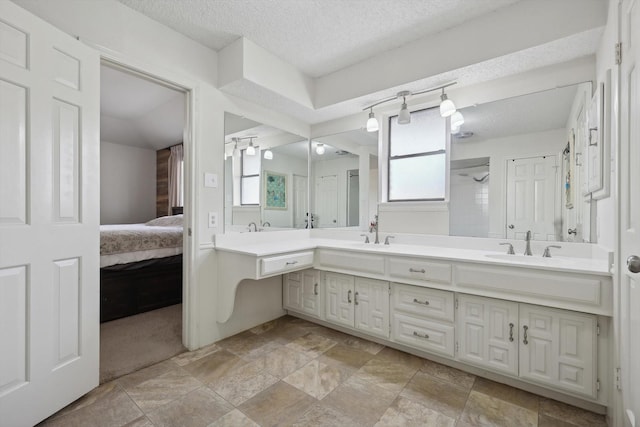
261,151 -> 307,228
100,141 -> 156,224
311,155 -> 359,227
450,164 -> 490,237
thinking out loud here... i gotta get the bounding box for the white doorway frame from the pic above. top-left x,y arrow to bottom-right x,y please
97,53 -> 198,350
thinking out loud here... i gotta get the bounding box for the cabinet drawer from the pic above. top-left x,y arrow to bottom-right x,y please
317,249 -> 385,275
392,283 -> 455,322
392,313 -> 455,357
261,251 -> 314,276
388,257 -> 451,284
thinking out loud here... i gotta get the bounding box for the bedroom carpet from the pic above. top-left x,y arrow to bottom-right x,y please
100,304 -> 186,383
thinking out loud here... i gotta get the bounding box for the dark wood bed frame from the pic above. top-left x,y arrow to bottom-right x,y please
100,257 -> 182,323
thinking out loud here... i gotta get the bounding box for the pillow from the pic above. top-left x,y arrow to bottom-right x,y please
145,214 -> 183,227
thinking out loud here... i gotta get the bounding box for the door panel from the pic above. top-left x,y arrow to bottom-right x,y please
301,269 -> 321,318
324,272 -> 353,328
354,277 -> 389,339
317,175 -> 338,227
0,2 -> 100,425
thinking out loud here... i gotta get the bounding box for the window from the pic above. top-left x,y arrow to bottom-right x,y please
241,148 -> 260,205
388,107 -> 447,201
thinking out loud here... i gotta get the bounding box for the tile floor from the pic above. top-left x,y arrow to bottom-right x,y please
40,315 -> 608,427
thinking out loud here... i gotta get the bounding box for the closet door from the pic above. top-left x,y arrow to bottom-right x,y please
0,2 -> 100,426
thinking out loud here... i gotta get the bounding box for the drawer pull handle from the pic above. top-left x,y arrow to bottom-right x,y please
285,261 -> 298,266
413,331 -> 429,339
314,283 -> 318,296
354,291 -> 359,305
509,323 -> 514,342
413,298 -> 430,306
348,290 -> 352,303
409,268 -> 426,273
523,325 -> 528,345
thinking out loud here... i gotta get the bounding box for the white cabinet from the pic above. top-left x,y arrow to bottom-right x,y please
324,272 -> 389,339
391,284 -> 456,357
284,269 -> 322,319
456,294 -> 519,376
519,304 -> 597,398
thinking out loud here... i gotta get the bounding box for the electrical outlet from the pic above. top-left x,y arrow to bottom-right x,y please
204,173 -> 218,188
208,212 -> 218,228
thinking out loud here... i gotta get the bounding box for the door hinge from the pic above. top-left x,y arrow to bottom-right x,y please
596,379 -> 601,392
455,341 -> 459,353
616,367 -> 622,391
596,323 -> 600,336
616,42 -> 622,65
388,285 -> 392,295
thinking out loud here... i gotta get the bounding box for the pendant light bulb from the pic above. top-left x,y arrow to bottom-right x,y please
246,139 -> 256,156
451,111 -> 464,128
366,109 -> 379,132
232,138 -> 239,157
440,90 -> 456,118
263,149 -> 273,160
316,143 -> 325,155
397,97 -> 411,125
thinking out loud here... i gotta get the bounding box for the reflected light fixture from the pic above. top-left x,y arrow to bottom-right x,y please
363,81 -> 457,128
263,149 -> 273,160
366,108 -> 379,132
246,138 -> 256,155
232,138 -> 240,158
451,111 -> 464,128
316,143 -> 325,155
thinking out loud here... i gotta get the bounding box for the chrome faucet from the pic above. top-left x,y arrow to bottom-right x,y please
248,222 -> 258,232
524,230 -> 532,256
262,221 -> 271,227
369,215 -> 380,244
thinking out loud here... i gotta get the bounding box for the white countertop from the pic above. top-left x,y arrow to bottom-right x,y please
214,235 -> 612,276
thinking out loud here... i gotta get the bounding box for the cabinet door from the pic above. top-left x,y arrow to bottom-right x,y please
283,272 -> 303,312
457,295 -> 518,376
354,277 -> 389,339
324,272 -> 354,328
519,304 -> 597,398
301,269 -> 322,319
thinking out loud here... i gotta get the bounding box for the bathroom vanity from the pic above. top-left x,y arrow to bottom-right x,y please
215,230 -> 613,412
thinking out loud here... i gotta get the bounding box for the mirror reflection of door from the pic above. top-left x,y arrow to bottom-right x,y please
317,175 -> 338,227
293,174 -> 308,228
347,169 -> 359,227
506,156 -> 558,240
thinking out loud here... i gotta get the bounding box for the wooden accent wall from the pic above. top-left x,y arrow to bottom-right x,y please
156,148 -> 170,217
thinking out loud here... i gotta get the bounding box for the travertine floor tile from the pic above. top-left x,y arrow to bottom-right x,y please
207,409 -> 260,427
472,377 -> 539,412
283,359 -> 353,399
285,332 -> 337,358
146,387 -> 232,427
262,345 -> 313,378
171,343 -> 221,367
373,347 -> 424,370
400,371 -> 469,419
117,360 -> 179,391
291,403 -> 366,427
420,359 -> 476,391
375,396 -> 456,427
352,357 -> 418,393
318,342 -> 374,369
182,349 -> 248,384
537,413 -> 584,427
210,358 -> 279,406
539,398 -> 607,427
126,368 -> 202,412
123,416 -> 154,427
322,375 -> 399,425
216,330 -> 270,356
459,390 -> 537,427
238,381 -> 316,426
342,335 -> 385,355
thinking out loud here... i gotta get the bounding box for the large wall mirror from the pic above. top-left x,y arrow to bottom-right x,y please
449,82 -> 593,242
309,130 -> 378,229
224,112 -> 308,231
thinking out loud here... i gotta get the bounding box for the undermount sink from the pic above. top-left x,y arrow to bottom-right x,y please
484,253 -> 556,263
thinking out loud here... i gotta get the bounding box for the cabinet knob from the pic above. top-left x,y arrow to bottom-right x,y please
627,255 -> 640,273
314,283 -> 318,295
413,331 -> 429,340
413,298 -> 429,306
509,323 -> 514,342
523,325 -> 529,345
347,290 -> 352,303
409,268 -> 426,273
354,292 -> 359,305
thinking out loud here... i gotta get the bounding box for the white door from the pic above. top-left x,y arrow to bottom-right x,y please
457,295 -> 518,376
293,174 -> 308,229
316,175 -> 338,228
620,0 -> 640,424
0,3 -> 100,426
354,277 -> 389,339
519,305 -> 597,398
324,272 -> 354,328
506,156 -> 558,240
301,269 -> 321,318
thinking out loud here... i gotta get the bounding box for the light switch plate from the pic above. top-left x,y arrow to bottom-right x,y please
204,173 -> 218,188
208,212 -> 218,228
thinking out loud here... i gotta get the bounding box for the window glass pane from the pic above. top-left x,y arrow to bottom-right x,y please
389,153 -> 446,200
242,148 -> 261,175
390,108 -> 445,156
241,176 -> 260,205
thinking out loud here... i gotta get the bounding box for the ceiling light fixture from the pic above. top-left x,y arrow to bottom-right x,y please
363,81 -> 457,128
366,108 -> 379,132
316,143 -> 325,155
246,138 -> 256,156
263,149 -> 273,160
451,111 -> 464,128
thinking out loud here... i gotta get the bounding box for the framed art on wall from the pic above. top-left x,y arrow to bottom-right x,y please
264,171 -> 287,209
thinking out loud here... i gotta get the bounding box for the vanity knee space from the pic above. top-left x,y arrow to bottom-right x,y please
283,268 -> 604,402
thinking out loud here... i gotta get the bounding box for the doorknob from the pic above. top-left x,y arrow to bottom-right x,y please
628,255 -> 640,273
508,224 -> 515,229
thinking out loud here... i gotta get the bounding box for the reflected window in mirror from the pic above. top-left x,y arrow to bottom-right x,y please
241,147 -> 260,205
388,107 -> 447,201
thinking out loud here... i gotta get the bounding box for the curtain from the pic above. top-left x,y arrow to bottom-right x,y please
168,144 -> 183,215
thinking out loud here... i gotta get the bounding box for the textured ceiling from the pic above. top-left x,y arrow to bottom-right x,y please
117,0 -> 519,78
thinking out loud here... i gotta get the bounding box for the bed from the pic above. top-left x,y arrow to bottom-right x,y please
100,214 -> 184,323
